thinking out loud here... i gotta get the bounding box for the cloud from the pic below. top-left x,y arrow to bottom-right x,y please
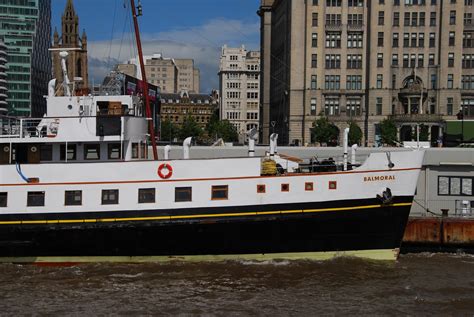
87,18 -> 260,93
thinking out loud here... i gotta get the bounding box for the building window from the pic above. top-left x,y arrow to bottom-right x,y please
404,12 -> 410,26
313,0 -> 319,4
392,33 -> 399,47
448,53 -> 455,67
438,176 -> 473,196
463,31 -> 473,48
378,32 -> 384,47
65,190 -> 82,206
347,54 -> 363,69
348,0 -> 364,6
84,144 -> 100,160
418,54 -> 424,67
410,54 -> 416,68
257,184 -> 266,194
447,74 -> 454,88
450,11 -> 456,25
281,184 -> 290,192
311,75 -> 317,89
347,99 -> 362,116
324,75 -> 340,90
312,33 -> 318,47
449,32 -> 455,46
403,54 -> 409,67
329,181 -> 337,190
175,187 -> 192,202
27,191 -> 45,207
326,14 -> 342,26
305,182 -> 314,191
376,74 -> 383,88
346,75 -> 362,90
0,193 -> 7,207
324,98 -> 340,116
325,32 -> 341,48
312,54 -> 317,68
347,32 -> 363,48
429,33 -> 436,47
392,54 -> 399,66
138,188 -> 155,203
376,98 -> 383,115
392,74 -> 397,89
462,54 -> 474,68
431,74 -> 437,89
419,33 -> 425,47
311,98 -> 317,115
107,143 -> 121,160
429,54 -> 435,66
430,12 -> 436,26
411,33 -> 417,47
377,53 -> 384,67
412,12 -> 418,26
403,33 -> 410,47
348,14 -> 363,26
378,11 -> 385,25
327,0 -> 342,6
419,12 -> 425,26
325,54 -> 341,69
312,13 -> 318,26
394,0 -> 400,4
102,189 -> 119,205
211,185 -> 228,200
60,144 -> 77,161
464,13 -> 473,26
393,12 -> 400,26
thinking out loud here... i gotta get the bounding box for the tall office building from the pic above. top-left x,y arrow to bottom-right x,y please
0,0 -> 51,117
0,39 -> 7,114
259,0 -> 473,145
118,54 -> 201,94
219,45 -> 261,141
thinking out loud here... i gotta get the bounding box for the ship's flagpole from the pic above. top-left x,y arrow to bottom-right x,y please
130,0 -> 158,160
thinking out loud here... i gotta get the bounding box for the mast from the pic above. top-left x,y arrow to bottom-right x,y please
130,0 -> 158,160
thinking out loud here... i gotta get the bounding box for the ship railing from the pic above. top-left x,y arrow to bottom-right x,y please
410,198 -> 474,218
0,116 -> 59,139
294,153 -> 369,173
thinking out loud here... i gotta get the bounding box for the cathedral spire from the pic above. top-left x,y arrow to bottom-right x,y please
61,0 -> 79,47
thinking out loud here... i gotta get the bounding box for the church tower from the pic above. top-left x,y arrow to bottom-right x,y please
52,0 -> 89,93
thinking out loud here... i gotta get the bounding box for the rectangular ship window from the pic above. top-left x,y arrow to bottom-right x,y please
102,189 -> 119,205
65,190 -> 82,206
60,144 -> 77,161
84,144 -> 101,160
211,185 -> 228,200
175,187 -> 192,202
40,144 -> 53,161
139,188 -> 156,203
0,192 -> 7,207
108,143 -> 121,159
329,181 -> 337,190
305,182 -> 314,191
281,184 -> 290,192
27,191 -> 45,207
257,184 -> 266,193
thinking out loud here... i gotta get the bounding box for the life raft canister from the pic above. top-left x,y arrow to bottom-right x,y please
157,163 -> 173,179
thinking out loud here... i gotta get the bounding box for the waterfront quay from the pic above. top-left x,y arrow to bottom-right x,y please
157,145 -> 474,253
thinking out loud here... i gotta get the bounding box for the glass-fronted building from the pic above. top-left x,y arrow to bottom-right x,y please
0,0 -> 51,117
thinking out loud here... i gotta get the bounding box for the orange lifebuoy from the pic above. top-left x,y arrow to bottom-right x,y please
158,163 -> 173,179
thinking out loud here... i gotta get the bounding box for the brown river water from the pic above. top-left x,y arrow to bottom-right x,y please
0,253 -> 473,315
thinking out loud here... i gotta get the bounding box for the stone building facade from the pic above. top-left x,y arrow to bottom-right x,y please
219,45 -> 261,142
160,91 -> 218,129
52,0 -> 88,93
118,54 -> 200,94
259,0 -> 474,145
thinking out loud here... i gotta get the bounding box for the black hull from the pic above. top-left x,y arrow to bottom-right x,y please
0,197 -> 413,260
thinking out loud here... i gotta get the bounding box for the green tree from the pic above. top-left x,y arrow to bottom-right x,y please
179,115 -> 203,140
348,121 -> 363,146
379,118 -> 398,146
160,118 -> 177,142
311,116 -> 339,146
206,109 -> 239,143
